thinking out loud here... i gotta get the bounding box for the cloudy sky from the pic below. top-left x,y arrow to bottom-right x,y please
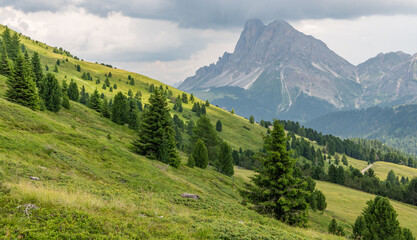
1,0 -> 417,85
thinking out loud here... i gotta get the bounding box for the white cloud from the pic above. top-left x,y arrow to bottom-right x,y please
290,15 -> 417,65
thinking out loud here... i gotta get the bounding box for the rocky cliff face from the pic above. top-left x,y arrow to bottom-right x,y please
179,19 -> 417,122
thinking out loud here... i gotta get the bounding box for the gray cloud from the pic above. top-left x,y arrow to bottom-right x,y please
2,0 -> 417,28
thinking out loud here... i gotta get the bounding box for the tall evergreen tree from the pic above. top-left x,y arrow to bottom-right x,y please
1,27 -> 13,59
190,93 -> 194,102
88,89 -> 101,112
61,80 -> 70,109
216,120 -> 222,132
10,33 -> 20,61
111,92 -> 127,125
249,115 -> 255,124
218,141 -> 234,176
192,139 -> 209,169
241,120 -> 309,226
40,73 -> 62,112
132,88 -> 179,167
127,98 -> 139,130
192,115 -> 219,165
0,45 -> 13,76
6,53 -> 39,110
79,85 -> 89,105
100,97 -> 111,118
67,79 -> 79,101
353,196 -> 413,239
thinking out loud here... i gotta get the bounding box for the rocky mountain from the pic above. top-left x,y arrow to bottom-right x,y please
179,19 -> 417,122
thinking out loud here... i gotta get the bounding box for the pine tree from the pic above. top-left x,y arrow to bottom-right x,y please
0,45 -> 13,76
68,79 -> 79,101
79,85 -> 89,105
132,88 -> 179,167
249,115 -> 255,124
88,89 -> 101,112
127,98 -> 139,130
192,139 -> 209,169
205,100 -> 210,107
190,93 -> 194,102
218,141 -> 234,176
105,77 -> 110,87
241,120 -> 309,226
6,53 -> 40,110
100,97 -> 111,118
216,120 -> 222,132
353,196 -> 413,239
192,115 -> 219,165
1,27 -> 13,59
53,64 -> 58,73
111,92 -> 127,125
62,94 -> 70,109
10,33 -> 20,61
181,93 -> 188,103
187,154 -> 195,168
40,73 -> 62,112
61,80 -> 70,109
231,108 -> 234,114
328,219 -> 338,234
314,190 -> 327,212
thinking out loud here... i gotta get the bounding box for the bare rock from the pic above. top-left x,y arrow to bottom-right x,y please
181,193 -> 200,199
29,177 -> 40,181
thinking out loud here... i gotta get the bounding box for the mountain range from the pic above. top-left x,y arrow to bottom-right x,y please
179,19 -> 417,122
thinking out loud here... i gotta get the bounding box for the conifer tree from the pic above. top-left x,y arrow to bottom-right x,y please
105,77 -> 110,87
132,88 -> 180,167
88,89 -> 101,112
205,100 -> 210,107
1,27 -> 13,59
53,64 -> 58,73
353,196 -> 414,239
62,94 -> 70,109
216,120 -> 222,132
79,85 -> 89,105
192,115 -> 219,165
192,139 -> 209,169
231,108 -> 234,114
241,120 -> 309,226
190,93 -> 194,102
100,97 -> 111,118
111,92 -> 127,125
249,115 -> 255,124
127,98 -> 139,130
187,154 -> 195,168
40,73 -> 62,112
68,79 -> 79,101
218,141 -> 234,176
314,190 -> 327,212
6,53 -> 39,110
181,93 -> 188,103
61,80 -> 70,109
328,219 -> 345,236
0,45 -> 13,76
10,33 -> 20,61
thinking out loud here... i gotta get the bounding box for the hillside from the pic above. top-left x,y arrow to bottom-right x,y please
5,24 -> 266,152
306,104 -> 417,155
234,169 -> 417,236
0,27 -> 346,239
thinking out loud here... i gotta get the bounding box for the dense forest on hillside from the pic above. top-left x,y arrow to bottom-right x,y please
306,104 -> 417,155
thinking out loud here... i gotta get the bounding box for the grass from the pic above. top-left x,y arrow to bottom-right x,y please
234,169 -> 417,236
0,27 -> 344,239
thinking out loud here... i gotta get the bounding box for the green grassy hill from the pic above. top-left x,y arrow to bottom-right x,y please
234,168 -> 417,236
0,27 -> 345,239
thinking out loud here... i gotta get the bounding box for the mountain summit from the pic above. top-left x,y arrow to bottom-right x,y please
179,19 -> 360,121
179,19 -> 417,122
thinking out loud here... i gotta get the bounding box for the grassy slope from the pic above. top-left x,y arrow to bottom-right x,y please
234,168 -> 417,236
8,24 -> 265,152
0,28 -> 341,238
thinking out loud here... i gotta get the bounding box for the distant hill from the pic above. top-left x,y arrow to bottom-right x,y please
306,104 -> 417,155
180,19 -> 417,123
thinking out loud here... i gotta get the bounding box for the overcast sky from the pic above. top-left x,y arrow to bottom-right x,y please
1,0 -> 417,85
